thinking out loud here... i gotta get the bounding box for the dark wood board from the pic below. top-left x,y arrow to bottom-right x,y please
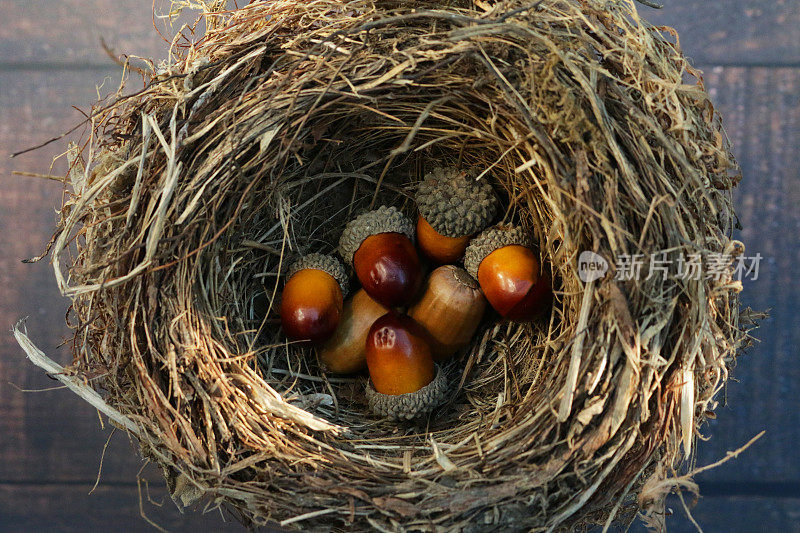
689,66 -> 800,484
645,0 -> 800,65
0,68 -> 149,483
3,486 -> 798,532
1,1 -> 799,67
631,495 -> 800,532
0,483 -> 256,532
0,0 -> 202,67
0,5 -> 798,530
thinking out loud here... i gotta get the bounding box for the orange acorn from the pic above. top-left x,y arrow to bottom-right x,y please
464,226 -> 552,322
280,254 -> 348,344
414,167 -> 498,264
339,206 -> 422,308
364,312 -> 449,420
365,312 -> 434,395
416,216 -> 471,265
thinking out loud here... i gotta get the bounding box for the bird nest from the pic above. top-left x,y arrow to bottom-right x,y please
18,0 -> 754,530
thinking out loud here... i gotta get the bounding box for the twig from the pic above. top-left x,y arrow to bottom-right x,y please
13,323 -> 141,436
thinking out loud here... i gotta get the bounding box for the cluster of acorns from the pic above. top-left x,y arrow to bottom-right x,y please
279,168 -> 552,420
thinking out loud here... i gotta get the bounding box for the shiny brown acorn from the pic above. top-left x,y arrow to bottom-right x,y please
280,254 -> 348,344
317,289 -> 389,374
365,312 -> 434,395
339,206 -> 422,308
409,265 -> 486,361
414,167 -> 498,264
464,226 -> 552,322
353,232 -> 422,308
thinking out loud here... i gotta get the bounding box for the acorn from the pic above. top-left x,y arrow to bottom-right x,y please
415,167 -> 498,264
339,206 -> 422,308
464,225 -> 552,322
280,253 -> 349,343
364,312 -> 448,419
408,265 -> 486,361
317,289 -> 389,374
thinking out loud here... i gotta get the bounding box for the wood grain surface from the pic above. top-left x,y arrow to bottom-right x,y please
0,483 -> 247,532
0,69 -> 153,484
632,495 -> 800,532
689,66 -> 800,484
645,0 -> 800,65
2,1 -> 798,67
0,0 -> 200,66
0,1 -> 797,531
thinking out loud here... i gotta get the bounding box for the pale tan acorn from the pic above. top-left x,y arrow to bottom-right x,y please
408,265 -> 486,361
317,289 -> 389,374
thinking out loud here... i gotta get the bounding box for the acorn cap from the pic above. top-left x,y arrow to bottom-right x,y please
463,225 -> 534,279
365,365 -> 448,420
287,253 -> 349,298
338,206 -> 414,266
415,167 -> 499,238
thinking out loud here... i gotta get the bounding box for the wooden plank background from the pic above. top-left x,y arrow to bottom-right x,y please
0,1 -> 797,531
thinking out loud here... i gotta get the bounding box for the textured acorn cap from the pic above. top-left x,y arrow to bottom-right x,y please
286,253 -> 349,298
365,365 -> 448,420
463,225 -> 534,279
338,206 -> 414,266
415,167 -> 499,238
